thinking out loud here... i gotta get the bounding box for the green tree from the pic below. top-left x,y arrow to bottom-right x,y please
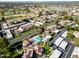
76,21 -> 79,25
0,38 -> 8,48
1,17 -> 6,22
0,38 -> 19,58
38,11 -> 42,17
0,38 -> 10,57
1,10 -> 4,17
26,7 -> 30,13
13,7 -> 16,14
42,42 -> 51,55
65,25 -> 72,31
72,26 -> 79,31
66,33 -> 75,41
75,26 -> 79,32
61,11 -> 68,16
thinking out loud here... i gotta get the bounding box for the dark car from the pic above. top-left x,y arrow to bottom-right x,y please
0,32 -> 3,37
0,24 -> 2,30
22,19 -> 30,23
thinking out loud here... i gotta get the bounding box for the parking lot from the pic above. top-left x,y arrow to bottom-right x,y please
49,28 -> 75,58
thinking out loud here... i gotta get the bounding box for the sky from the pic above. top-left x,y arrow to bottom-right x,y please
0,0 -> 79,2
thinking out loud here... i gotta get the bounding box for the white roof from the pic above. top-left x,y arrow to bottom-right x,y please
61,31 -> 67,38
71,47 -> 79,58
18,27 -> 23,32
3,23 -> 8,29
34,23 -> 40,27
6,33 -> 13,39
5,29 -> 11,33
73,31 -> 79,38
50,49 -> 62,58
54,37 -> 64,46
36,22 -> 43,25
53,29 -> 59,33
30,20 -> 34,23
5,29 -> 13,39
59,41 -> 68,50
30,22 -> 33,25
42,35 -> 52,42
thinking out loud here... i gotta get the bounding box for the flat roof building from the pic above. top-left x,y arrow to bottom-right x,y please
54,37 -> 64,46
2,23 -> 8,29
71,47 -> 79,58
61,31 -> 67,38
4,29 -> 13,39
59,41 -> 68,50
22,48 -> 33,58
50,49 -> 62,58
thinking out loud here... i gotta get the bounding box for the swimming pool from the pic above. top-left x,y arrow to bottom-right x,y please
31,35 -> 41,43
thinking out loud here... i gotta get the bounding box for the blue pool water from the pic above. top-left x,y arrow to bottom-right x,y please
32,35 -> 41,43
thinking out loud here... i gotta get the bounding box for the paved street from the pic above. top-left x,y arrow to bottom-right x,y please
8,22 -> 26,28
65,44 -> 75,58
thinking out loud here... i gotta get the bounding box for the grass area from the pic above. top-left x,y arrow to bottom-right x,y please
21,28 -> 36,36
4,9 -> 25,16
10,27 -> 37,44
39,42 -> 51,56
18,48 -> 23,52
11,50 -> 19,58
68,30 -> 73,33
73,38 -> 79,46
10,16 -> 20,20
4,13 -> 14,16
16,9 -> 26,13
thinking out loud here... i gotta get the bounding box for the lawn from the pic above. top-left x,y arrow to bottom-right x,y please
4,12 -> 14,16
9,27 -> 37,45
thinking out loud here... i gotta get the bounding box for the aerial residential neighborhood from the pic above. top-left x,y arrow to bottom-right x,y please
0,1 -> 79,58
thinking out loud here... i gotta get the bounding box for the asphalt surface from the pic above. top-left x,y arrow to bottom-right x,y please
8,22 -> 27,28
49,28 -> 75,58
49,28 -> 66,45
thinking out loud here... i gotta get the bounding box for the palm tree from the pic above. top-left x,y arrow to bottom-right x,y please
1,10 -> 4,17
13,7 -> 16,14
1,17 -> 6,22
0,10 -> 6,22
